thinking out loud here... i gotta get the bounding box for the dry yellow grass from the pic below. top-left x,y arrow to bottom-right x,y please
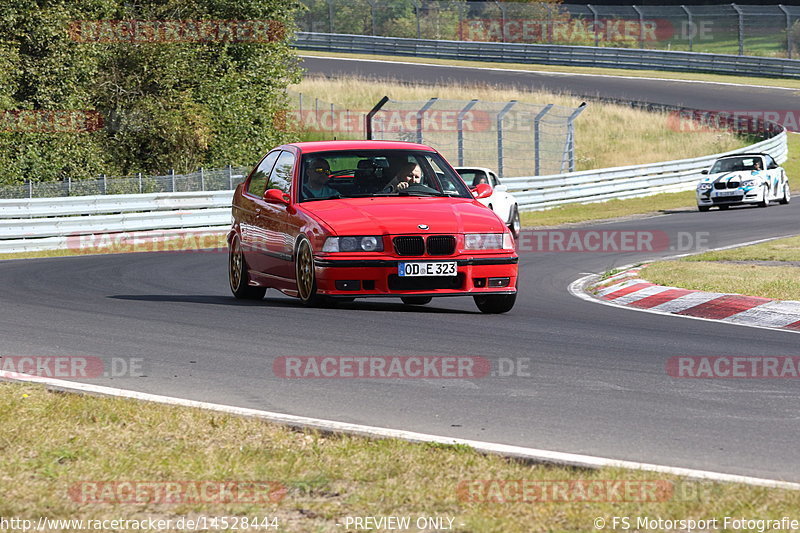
291,76 -> 745,171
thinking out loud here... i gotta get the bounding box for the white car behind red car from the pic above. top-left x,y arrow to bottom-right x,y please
455,167 -> 521,237
697,153 -> 790,211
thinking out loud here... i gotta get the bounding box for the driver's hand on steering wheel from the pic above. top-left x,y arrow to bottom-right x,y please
396,181 -> 410,190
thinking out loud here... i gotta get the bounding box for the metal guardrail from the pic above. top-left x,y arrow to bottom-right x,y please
505,131 -> 788,210
0,191 -> 234,254
294,32 -> 800,79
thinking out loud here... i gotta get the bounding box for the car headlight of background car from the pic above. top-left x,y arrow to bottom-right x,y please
697,183 -> 712,190
322,236 -> 384,252
464,233 -> 515,250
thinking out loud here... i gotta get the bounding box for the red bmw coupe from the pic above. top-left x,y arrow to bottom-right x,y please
228,140 -> 518,313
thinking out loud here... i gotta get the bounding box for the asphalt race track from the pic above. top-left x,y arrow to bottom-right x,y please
3,58 -> 800,482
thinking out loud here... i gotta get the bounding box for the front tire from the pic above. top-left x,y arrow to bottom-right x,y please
758,185 -> 770,207
229,236 -> 266,300
474,293 -> 516,314
401,296 -> 432,305
507,205 -> 521,238
295,237 -> 325,307
779,182 -> 791,205
698,205 -> 710,212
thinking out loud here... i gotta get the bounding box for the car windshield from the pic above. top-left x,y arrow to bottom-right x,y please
710,157 -> 762,173
299,150 -> 472,202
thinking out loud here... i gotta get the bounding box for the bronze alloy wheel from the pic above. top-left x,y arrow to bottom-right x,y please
296,238 -> 316,303
229,236 -> 266,300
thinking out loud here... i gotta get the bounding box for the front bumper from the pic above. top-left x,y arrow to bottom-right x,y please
697,187 -> 761,207
313,256 -> 518,297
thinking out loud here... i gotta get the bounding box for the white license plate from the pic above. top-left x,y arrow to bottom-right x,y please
717,190 -> 738,196
398,262 -> 457,277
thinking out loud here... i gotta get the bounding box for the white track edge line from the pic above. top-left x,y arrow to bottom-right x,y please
569,234 -> 800,336
299,54 -> 799,91
2,370 -> 799,490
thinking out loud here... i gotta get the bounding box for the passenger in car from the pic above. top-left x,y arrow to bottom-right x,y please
384,162 -> 423,192
303,158 -> 338,199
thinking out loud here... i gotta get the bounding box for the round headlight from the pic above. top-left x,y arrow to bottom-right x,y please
361,236 -> 379,251
340,237 -> 359,251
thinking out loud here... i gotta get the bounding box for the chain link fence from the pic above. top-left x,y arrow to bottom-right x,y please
287,92 -> 367,139
0,167 -> 250,200
296,1 -> 800,58
367,98 -> 585,178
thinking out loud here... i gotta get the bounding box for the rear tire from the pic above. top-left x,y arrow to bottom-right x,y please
474,293 -> 516,314
507,205 -> 521,238
698,205 -> 710,212
779,182 -> 791,205
718,205 -> 729,210
229,236 -> 266,300
401,296 -> 432,305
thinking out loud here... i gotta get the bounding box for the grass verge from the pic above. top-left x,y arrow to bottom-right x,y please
2,381 -> 799,532
297,50 -> 800,90
641,235 -> 800,300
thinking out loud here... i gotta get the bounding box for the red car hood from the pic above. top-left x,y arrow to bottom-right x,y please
302,197 -> 507,235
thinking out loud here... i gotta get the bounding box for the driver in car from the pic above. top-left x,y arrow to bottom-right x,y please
303,158 -> 338,199
384,162 -> 423,192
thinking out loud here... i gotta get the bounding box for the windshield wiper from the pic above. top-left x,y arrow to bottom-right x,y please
398,190 -> 447,197
303,194 -> 341,201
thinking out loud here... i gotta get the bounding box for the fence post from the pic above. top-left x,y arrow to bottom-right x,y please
533,104 -> 553,176
27,180 -> 32,199
411,0 -> 421,38
632,5 -> 645,49
495,0 -> 507,42
457,99 -> 479,166
780,4 -> 792,59
496,100 -> 517,179
365,0 -> 376,35
366,96 -> 389,140
681,5 -> 693,52
416,98 -> 438,145
327,0 -> 335,33
67,176 -> 71,196
138,172 -> 142,193
564,103 -> 587,173
228,165 -> 233,189
102,174 -> 107,195
200,167 -> 205,191
732,3 -> 744,56
587,4 -> 599,47
170,169 -> 175,192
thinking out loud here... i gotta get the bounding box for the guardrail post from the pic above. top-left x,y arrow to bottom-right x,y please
632,5 -> 645,49
564,103 -> 587,173
228,165 -> 233,189
780,5 -> 792,59
457,99 -> 479,166
170,169 -> 175,192
533,104 -> 553,176
496,100 -> 517,179
416,98 -> 438,144
732,3 -> 744,55
681,5 -> 693,51
200,168 -> 205,191
587,5 -> 600,47
366,95 -> 389,140
138,172 -> 142,193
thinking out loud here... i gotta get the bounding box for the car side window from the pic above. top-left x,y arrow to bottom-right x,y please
766,155 -> 777,169
247,151 -> 280,197
490,172 -> 499,187
268,151 -> 295,194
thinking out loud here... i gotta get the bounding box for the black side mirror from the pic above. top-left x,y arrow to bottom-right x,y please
700,169 -> 709,175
